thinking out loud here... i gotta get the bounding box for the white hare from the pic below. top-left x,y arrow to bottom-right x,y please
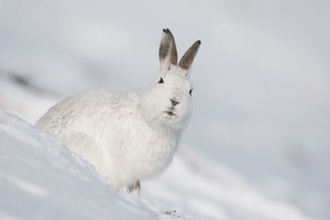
36,29 -> 201,197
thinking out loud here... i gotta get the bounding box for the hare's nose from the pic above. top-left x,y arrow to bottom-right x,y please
170,99 -> 180,106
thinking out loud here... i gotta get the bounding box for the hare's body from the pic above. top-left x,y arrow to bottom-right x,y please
36,29 -> 200,197
37,90 -> 183,191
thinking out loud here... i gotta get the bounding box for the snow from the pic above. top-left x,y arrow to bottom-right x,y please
0,109 -> 159,220
0,0 -> 329,219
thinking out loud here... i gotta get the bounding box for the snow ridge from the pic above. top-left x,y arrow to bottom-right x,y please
0,108 -> 159,220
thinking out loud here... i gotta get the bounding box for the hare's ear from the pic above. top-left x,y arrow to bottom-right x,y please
179,40 -> 201,77
159,29 -> 178,70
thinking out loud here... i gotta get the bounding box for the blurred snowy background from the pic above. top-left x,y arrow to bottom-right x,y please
0,0 -> 329,219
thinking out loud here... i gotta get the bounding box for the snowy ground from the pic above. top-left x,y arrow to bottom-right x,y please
1,0 -> 329,220
0,109 -> 159,220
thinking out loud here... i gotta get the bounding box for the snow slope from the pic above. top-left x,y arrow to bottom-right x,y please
0,109 -> 159,220
142,148 -> 321,220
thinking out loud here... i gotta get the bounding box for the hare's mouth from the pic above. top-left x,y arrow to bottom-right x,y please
165,111 -> 176,116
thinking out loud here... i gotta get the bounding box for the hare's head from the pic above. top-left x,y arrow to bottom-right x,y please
140,29 -> 201,129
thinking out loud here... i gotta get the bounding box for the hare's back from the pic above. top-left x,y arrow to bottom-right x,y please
36,90 -> 140,134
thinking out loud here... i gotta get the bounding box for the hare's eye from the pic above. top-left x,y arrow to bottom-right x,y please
158,78 -> 164,84
189,89 -> 193,96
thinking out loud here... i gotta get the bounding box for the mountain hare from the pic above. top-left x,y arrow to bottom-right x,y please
36,29 -> 201,197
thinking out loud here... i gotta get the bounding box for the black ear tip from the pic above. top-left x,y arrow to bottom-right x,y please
197,40 -> 201,44
163,28 -> 171,33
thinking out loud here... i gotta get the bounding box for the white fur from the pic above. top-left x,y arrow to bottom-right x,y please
36,30 -> 199,197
